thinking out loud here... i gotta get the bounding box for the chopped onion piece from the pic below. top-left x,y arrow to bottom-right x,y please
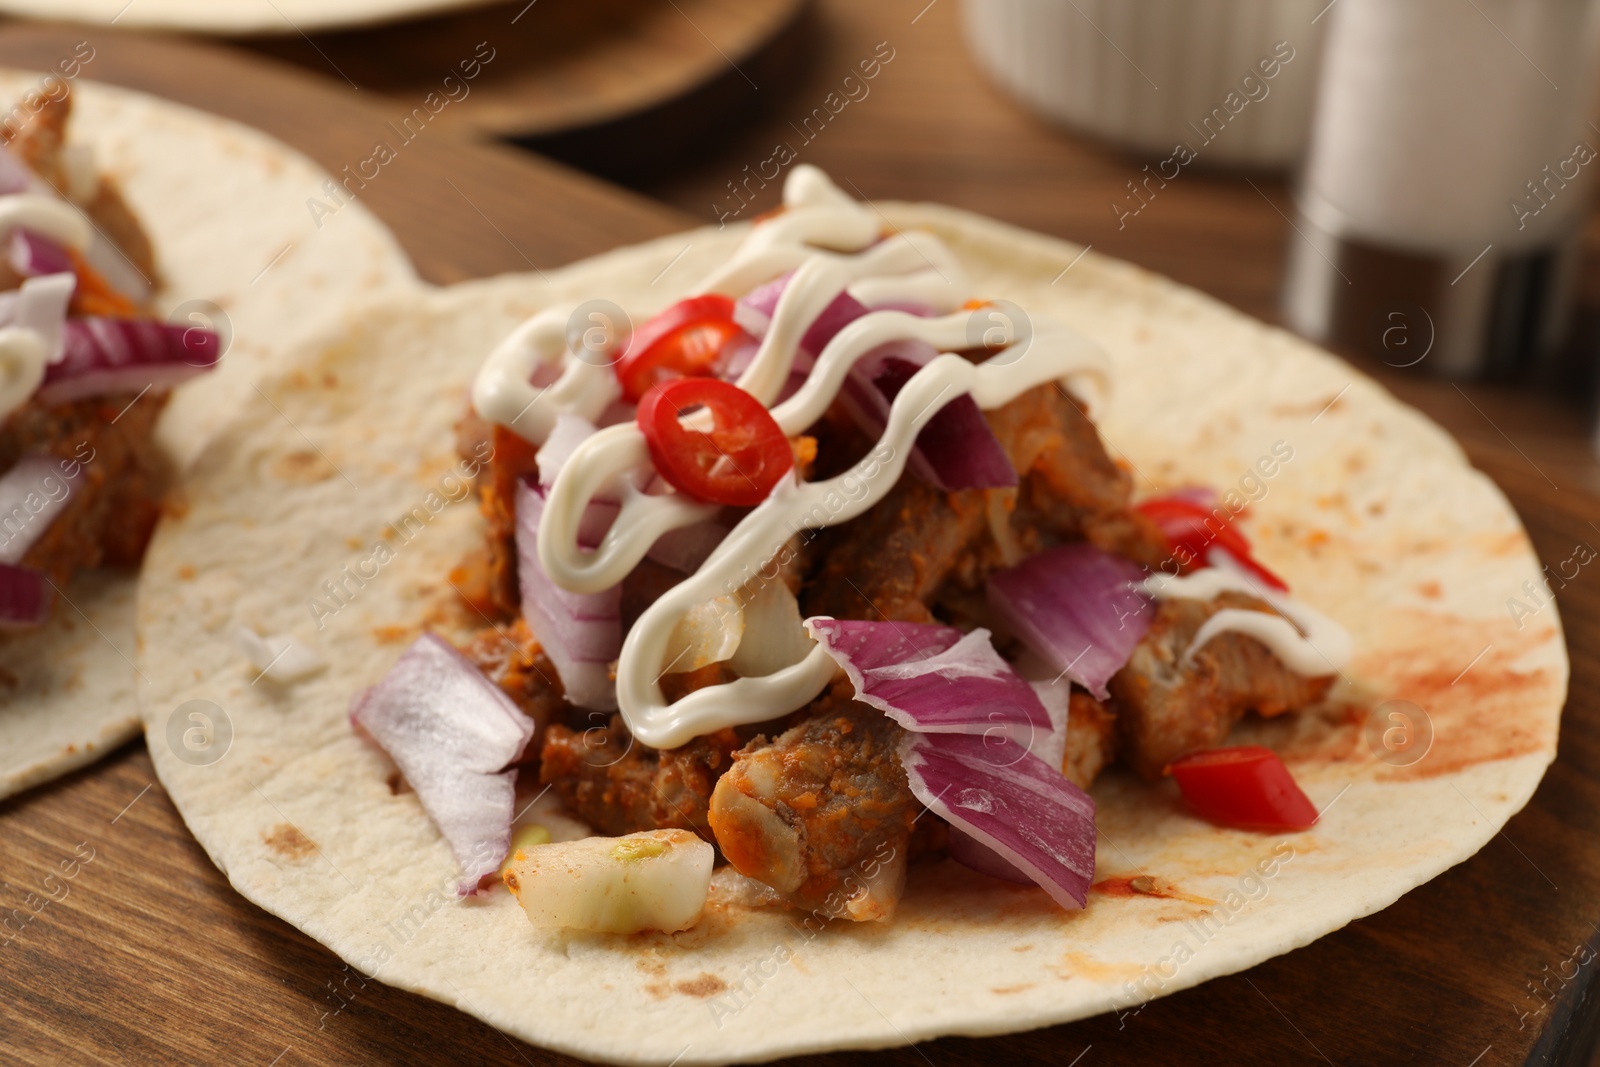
0,271 -> 73,365
806,617 -> 1050,741
349,633 -> 535,895
901,730 -> 1097,909
535,413 -> 597,487
987,544 -> 1153,700
0,562 -> 50,628
846,345 -> 1017,490
235,627 -> 326,683
0,454 -> 74,565
646,520 -> 727,574
501,829 -> 714,934
38,317 -> 220,405
8,230 -> 71,278
515,478 -> 620,710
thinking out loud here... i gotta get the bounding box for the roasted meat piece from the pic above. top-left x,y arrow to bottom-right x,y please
1110,593 -> 1335,779
708,690 -> 915,921
0,392 -> 169,583
805,382 -> 1168,622
5,90 -> 158,289
458,617 -> 569,747
540,716 -> 742,841
1064,690 -> 1117,790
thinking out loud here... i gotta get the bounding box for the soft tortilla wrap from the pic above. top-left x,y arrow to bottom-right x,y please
0,70 -> 416,800
0,0 -> 504,34
135,206 -> 1565,1064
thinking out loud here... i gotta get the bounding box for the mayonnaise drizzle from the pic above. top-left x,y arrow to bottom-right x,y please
1140,556 -> 1352,677
473,166 -> 1114,749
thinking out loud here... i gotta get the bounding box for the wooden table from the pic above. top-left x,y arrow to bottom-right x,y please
1,7 -> 1599,1065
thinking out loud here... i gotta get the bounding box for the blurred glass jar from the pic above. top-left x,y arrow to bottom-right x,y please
1284,0 -> 1600,379
961,0 -> 1327,167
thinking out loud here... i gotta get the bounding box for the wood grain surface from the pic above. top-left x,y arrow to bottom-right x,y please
0,9 -> 1598,1067
243,0 -> 807,139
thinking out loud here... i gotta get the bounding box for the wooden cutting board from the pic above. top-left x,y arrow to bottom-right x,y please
0,22 -> 1597,1067
242,0 -> 808,141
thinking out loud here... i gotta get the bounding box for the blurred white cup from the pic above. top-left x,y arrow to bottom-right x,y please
961,0 -> 1327,167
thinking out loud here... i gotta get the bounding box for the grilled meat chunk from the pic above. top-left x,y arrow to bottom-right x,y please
805,383 -> 1167,622
1110,593 -> 1334,780
709,690 -> 914,921
5,90 -> 159,289
0,392 -> 169,583
1064,690 -> 1117,790
540,716 -> 742,841
458,618 -> 568,746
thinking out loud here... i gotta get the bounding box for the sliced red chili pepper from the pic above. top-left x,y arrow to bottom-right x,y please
1169,745 -> 1318,830
615,295 -> 743,402
1134,495 -> 1288,591
637,377 -> 792,507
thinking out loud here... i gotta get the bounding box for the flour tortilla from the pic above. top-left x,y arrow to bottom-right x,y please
0,70 -> 416,801
0,0 -> 505,34
135,207 -> 1565,1064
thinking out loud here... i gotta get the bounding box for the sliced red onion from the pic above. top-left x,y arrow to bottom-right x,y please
8,230 -> 72,278
0,454 -> 74,565
947,827 -> 1034,884
515,477 -> 620,710
0,562 -> 51,628
647,520 -> 728,575
735,271 -> 871,354
349,633 -> 535,895
901,729 -> 1097,909
987,544 -> 1153,700
805,617 -> 1050,740
837,337 -> 1016,491
38,317 -> 220,406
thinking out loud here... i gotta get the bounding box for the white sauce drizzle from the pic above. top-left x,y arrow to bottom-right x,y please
473,166 -> 1113,748
1140,554 -> 1352,677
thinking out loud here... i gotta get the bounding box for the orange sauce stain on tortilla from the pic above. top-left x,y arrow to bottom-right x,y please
176,564 -> 196,580
1416,580 -> 1443,600
1091,875 -> 1215,906
371,625 -> 413,645
1354,609 -> 1559,781
991,983 -> 1035,995
262,823 -> 317,861
1051,952 -> 1144,983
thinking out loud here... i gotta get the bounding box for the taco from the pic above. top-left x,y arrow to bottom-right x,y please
137,167 -> 1563,1064
0,67 -> 414,800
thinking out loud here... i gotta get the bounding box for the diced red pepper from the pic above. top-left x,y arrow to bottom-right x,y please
1134,495 -> 1288,591
615,295 -> 744,402
636,377 -> 792,508
1169,745 -> 1318,830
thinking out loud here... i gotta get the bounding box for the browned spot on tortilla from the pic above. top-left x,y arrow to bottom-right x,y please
1013,944 -> 1034,952
176,564 -> 196,580
675,974 -> 727,998
322,372 -> 339,388
263,823 -> 316,861
1092,875 -> 1216,906
1416,580 -> 1443,600
385,771 -> 409,796
992,983 -> 1034,995
372,624 -> 412,644
636,957 -> 667,977
270,449 -> 335,485
346,537 -> 363,550
162,492 -> 190,520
